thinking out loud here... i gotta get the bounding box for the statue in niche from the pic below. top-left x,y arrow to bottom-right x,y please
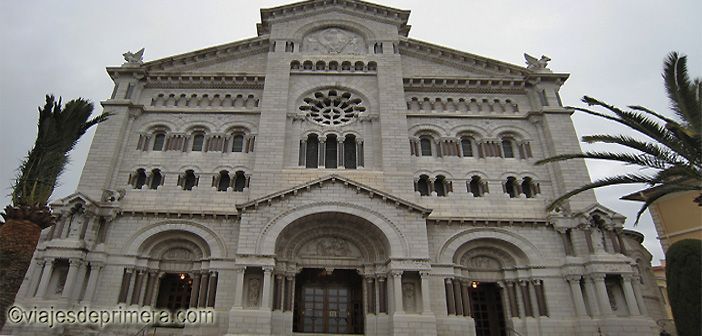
606,283 -> 618,311
402,283 -> 416,312
302,28 -> 366,54
315,237 -> 351,257
247,278 -> 261,307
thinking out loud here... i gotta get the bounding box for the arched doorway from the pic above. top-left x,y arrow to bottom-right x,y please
273,212 -> 391,334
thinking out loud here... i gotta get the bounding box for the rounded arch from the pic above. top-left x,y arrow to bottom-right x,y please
254,203 -> 410,258
139,120 -> 176,133
177,164 -> 203,173
223,122 -> 256,134
139,231 -> 211,260
125,221 -> 226,259
409,124 -> 447,138
430,169 -> 454,178
451,124 -> 488,139
491,125 -> 533,141
437,228 -> 543,267
184,123 -> 214,134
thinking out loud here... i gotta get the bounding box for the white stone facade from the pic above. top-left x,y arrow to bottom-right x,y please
9,1 -> 669,335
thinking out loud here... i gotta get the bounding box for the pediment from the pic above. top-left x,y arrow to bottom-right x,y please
50,192 -> 96,208
237,174 -> 431,216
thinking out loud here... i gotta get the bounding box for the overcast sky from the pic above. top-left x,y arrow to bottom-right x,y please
1,0 -> 700,265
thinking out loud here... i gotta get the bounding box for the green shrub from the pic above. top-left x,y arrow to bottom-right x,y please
666,239 -> 702,336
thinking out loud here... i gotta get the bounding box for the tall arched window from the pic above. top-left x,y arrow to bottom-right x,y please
344,135 -> 357,169
502,137 -> 515,158
435,175 -> 447,197
149,169 -> 162,190
468,175 -> 484,197
522,177 -> 537,198
460,137 -> 474,157
152,133 -> 166,151
420,137 -> 433,156
306,134 -> 319,168
217,171 -> 230,192
325,135 -> 338,168
191,133 -> 205,152
183,170 -> 197,190
133,169 -> 147,189
233,171 -> 247,192
416,175 -> 430,196
231,134 -> 245,152
505,176 -> 518,198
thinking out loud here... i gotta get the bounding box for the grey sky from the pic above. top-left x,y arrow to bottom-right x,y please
1,0 -> 700,265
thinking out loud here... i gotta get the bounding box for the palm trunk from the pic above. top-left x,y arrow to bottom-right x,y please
0,206 -> 52,330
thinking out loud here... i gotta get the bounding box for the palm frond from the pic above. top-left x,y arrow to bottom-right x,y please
546,174 -> 655,211
664,52 -> 702,131
580,134 -> 685,165
630,183 -> 700,224
536,151 -> 669,169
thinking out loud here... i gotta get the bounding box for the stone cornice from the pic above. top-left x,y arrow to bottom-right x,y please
258,0 -> 411,37
426,217 -> 547,227
403,77 -> 526,94
119,209 -> 240,220
237,174 -> 432,215
143,73 -> 266,89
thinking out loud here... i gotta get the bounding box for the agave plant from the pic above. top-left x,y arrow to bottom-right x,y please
0,95 -> 110,329
536,52 -> 701,223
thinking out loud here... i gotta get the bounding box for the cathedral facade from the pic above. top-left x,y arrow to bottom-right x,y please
11,1 -> 669,335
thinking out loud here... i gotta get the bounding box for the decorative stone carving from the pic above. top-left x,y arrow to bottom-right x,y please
467,256 -> 501,270
247,278 -> 261,307
162,248 -> 194,261
299,89 -> 365,126
524,53 -> 551,71
302,28 -> 366,54
299,237 -> 361,259
123,48 -> 145,65
402,283 -> 416,312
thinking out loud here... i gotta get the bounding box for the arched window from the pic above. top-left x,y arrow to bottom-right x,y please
468,175 -> 484,197
232,134 -> 245,152
325,135 -> 338,168
149,169 -> 162,190
217,170 -> 230,192
306,134 -> 319,168
152,133 -> 166,151
133,169 -> 147,189
329,61 -> 339,71
233,171 -> 247,192
354,61 -> 364,71
191,133 -> 205,152
460,137 -> 474,157
522,177 -> 536,198
505,176 -> 518,198
344,135 -> 357,169
419,137 -> 433,156
502,137 -> 515,158
183,170 -> 197,191
434,175 -> 447,197
341,61 -> 351,71
416,175 -> 430,196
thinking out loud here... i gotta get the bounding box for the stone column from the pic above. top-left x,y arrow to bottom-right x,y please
583,228 -> 594,254
378,276 -> 387,313
130,270 -> 145,305
519,280 -> 533,317
198,272 -> 210,308
632,275 -> 648,316
591,274 -> 613,316
391,271 -> 403,314
117,268 -> 132,304
453,278 -> 464,316
566,276 -> 587,317
141,271 -> 156,307
274,274 -> 284,310
190,273 -> 202,308
262,267 -> 273,309
207,271 -> 218,307
62,259 -> 81,299
460,280 -> 471,316
233,267 -> 245,308
420,272 -> 432,314
35,258 -> 55,298
621,275 -> 641,316
367,276 -> 376,314
583,277 -> 600,316
444,278 -> 456,315
71,261 -> 88,300
83,264 -> 102,303
24,260 -> 44,298
513,281 -> 526,318
150,272 -> 165,307
284,275 -> 294,311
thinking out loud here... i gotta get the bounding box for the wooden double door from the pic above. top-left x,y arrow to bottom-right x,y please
293,269 -> 363,334
469,282 -> 507,336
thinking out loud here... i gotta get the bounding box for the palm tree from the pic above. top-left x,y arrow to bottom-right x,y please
536,52 -> 701,223
0,95 -> 110,329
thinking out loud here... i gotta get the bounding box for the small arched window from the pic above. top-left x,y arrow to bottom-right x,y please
505,176 -> 518,198
233,171 -> 247,192
217,171 -> 230,192
329,61 -> 339,71
149,169 -> 162,190
416,175 -> 430,196
191,133 -> 205,152
344,135 -> 357,169
434,175 -> 447,197
325,135 -> 338,168
232,134 -> 245,152
306,134 -> 319,168
468,175 -> 484,197
152,133 -> 166,151
354,61 -> 364,71
502,137 -> 515,158
133,169 -> 147,189
419,137 -> 433,156
522,177 -> 537,198
460,137 -> 474,157
183,170 -> 197,191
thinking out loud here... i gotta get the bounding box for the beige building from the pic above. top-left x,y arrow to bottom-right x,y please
8,1 -> 669,335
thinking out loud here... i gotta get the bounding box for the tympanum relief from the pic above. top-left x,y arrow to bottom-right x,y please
299,237 -> 362,259
302,28 -> 366,54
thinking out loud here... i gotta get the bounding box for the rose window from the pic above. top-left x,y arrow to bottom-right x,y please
299,89 -> 365,126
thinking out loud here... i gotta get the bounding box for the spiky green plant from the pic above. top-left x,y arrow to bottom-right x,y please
0,95 -> 110,329
536,52 -> 702,223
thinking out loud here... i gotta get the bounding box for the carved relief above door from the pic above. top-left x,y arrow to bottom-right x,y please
302,28 -> 366,54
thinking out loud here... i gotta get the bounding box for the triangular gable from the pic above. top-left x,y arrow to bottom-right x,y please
258,0 -> 411,37
575,203 -> 626,221
237,174 -> 431,215
49,192 -> 96,208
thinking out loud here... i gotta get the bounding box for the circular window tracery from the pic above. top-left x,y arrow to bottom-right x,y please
299,89 -> 366,126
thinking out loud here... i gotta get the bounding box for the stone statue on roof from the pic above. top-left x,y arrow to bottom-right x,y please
122,48 -> 145,65
524,53 -> 551,72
